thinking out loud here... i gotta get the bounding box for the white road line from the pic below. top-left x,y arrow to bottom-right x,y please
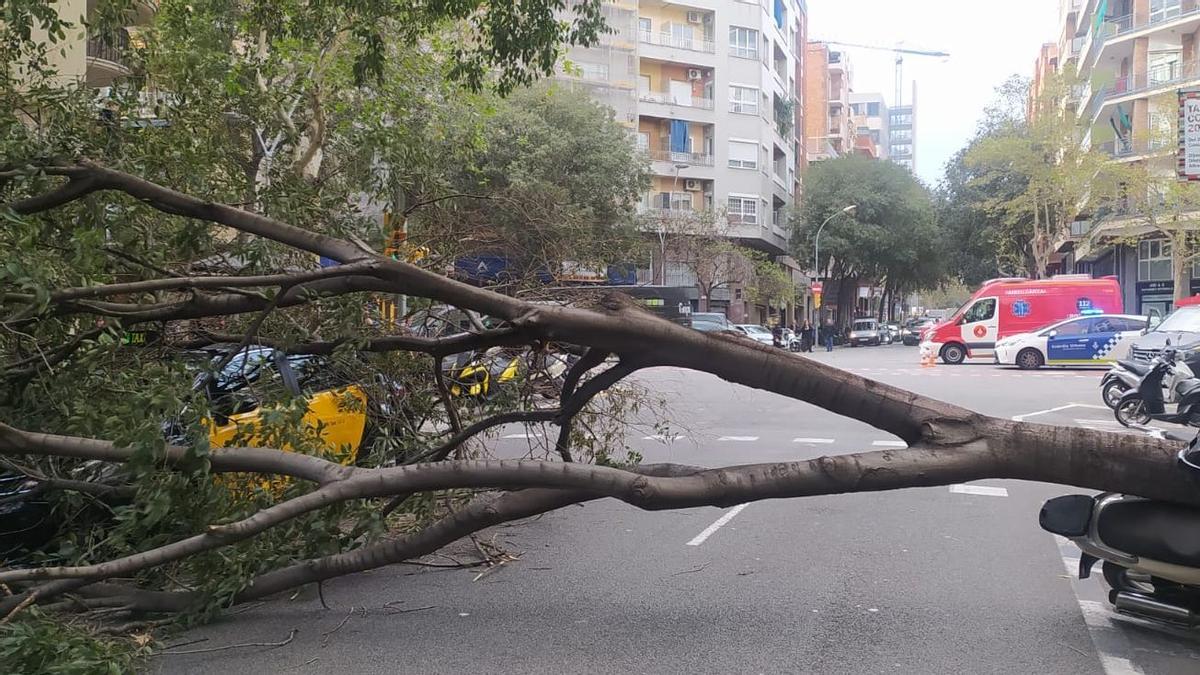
502,433 -> 542,439
717,436 -> 759,442
872,440 -> 907,448
686,503 -> 749,546
948,484 -> 1009,497
792,437 -> 835,444
642,434 -> 682,442
1011,403 -> 1081,422
1053,536 -> 1146,675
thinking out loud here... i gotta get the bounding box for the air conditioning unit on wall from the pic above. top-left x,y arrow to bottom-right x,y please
687,68 -> 703,80
686,11 -> 703,23
684,179 -> 702,191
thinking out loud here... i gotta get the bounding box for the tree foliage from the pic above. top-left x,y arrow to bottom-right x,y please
792,155 -> 942,323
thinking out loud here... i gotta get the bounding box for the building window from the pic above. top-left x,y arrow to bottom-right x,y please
1139,238 -> 1173,281
728,196 -> 758,225
891,128 -> 912,142
575,62 -> 609,81
866,102 -> 880,117
728,141 -> 758,169
729,85 -> 759,115
638,17 -> 651,36
1150,0 -> 1182,24
729,26 -> 759,60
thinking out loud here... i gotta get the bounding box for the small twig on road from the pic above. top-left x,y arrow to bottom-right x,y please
400,560 -> 488,569
382,601 -> 436,615
1061,642 -> 1089,658
668,563 -> 710,577
156,628 -> 298,656
320,608 -> 354,647
162,638 -> 208,651
317,581 -> 330,610
473,559 -> 511,582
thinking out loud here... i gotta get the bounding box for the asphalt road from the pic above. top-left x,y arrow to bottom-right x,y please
158,345 -> 1200,675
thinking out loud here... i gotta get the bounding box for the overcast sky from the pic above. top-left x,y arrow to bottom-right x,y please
807,0 -> 1060,187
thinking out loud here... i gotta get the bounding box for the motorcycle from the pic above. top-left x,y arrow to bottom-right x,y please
1114,348 -> 1200,428
1039,434 -> 1200,627
1100,359 -> 1152,409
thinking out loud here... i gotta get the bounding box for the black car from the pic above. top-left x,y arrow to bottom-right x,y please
902,317 -> 937,346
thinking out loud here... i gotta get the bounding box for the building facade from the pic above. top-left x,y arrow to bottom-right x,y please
849,92 -> 889,159
1050,0 -> 1200,318
803,42 -> 853,162
887,84 -> 916,172
558,0 -> 810,325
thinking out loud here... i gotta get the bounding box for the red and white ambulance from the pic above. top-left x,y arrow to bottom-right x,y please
919,275 -> 1124,364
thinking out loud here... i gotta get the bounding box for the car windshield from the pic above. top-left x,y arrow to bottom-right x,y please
853,321 -> 875,330
1155,306 -> 1200,333
740,325 -> 770,334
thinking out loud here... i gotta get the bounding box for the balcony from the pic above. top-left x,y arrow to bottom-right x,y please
86,30 -> 131,86
648,148 -> 714,166
638,30 -> 715,54
638,89 -> 713,110
1087,60 -> 1200,123
1089,8 -> 1200,72
1096,137 -> 1172,159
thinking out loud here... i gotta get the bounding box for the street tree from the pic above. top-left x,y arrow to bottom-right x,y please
949,71 -> 1106,279
792,155 -> 943,325
1,0 -> 1198,667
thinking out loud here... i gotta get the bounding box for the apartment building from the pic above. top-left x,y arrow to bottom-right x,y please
849,92 -> 888,159
1029,42 -> 1060,120
803,42 -> 853,162
1050,0 -> 1200,317
38,0 -> 155,88
888,85 -> 916,172
558,0 -> 810,324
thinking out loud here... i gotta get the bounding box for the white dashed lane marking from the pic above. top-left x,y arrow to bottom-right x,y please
717,436 -> 759,442
686,503 -> 749,546
792,437 -> 835,444
502,433 -> 543,439
872,440 -> 907,448
642,434 -> 682,442
948,484 -> 1009,497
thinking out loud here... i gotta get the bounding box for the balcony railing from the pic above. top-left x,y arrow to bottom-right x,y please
86,30 -> 130,68
649,149 -> 714,166
1089,59 -> 1200,120
1096,137 -> 1172,158
638,90 -> 714,110
1106,6 -> 1197,40
638,30 -> 715,54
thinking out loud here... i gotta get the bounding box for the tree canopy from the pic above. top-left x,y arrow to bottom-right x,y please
791,155 -> 943,322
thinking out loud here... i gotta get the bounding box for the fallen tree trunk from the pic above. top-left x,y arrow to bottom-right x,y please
1,161 -> 1194,619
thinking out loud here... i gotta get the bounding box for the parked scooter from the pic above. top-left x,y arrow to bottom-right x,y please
1100,359 -> 1152,409
1114,348 -> 1200,428
1039,435 -> 1200,627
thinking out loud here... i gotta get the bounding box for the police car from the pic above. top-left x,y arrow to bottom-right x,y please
992,311 -> 1151,369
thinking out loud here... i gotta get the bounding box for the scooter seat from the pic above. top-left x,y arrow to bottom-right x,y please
1117,359 -> 1151,376
1178,380 -> 1200,398
1098,499 -> 1200,568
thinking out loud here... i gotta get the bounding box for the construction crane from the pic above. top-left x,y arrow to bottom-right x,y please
817,40 -> 950,108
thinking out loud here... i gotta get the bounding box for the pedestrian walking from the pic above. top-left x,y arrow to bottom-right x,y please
822,319 -> 835,352
800,320 -> 815,353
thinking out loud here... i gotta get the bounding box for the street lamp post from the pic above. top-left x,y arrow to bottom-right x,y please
813,204 -> 857,285
657,161 -> 690,285
813,204 -> 857,320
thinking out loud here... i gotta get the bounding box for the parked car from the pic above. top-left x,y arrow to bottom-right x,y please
992,313 -> 1150,369
734,324 -> 775,345
902,317 -> 937,346
848,318 -> 884,346
676,312 -> 732,333
1127,297 -> 1200,366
